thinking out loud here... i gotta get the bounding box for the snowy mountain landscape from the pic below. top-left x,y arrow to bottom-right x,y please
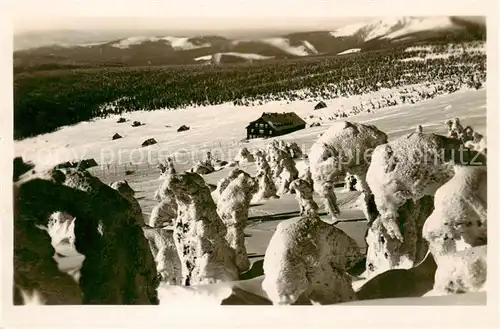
14,16 -> 485,70
11,15 -> 489,310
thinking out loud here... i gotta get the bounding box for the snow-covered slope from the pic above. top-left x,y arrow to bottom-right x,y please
337,48 -> 361,55
163,36 -> 211,50
385,17 -> 460,39
111,36 -> 210,50
301,40 -> 319,55
15,86 -> 486,179
330,16 -> 460,41
329,22 -> 368,38
112,36 -> 162,49
195,52 -> 274,63
260,38 -> 318,56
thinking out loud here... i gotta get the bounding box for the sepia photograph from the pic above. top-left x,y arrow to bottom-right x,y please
1,0 -> 498,328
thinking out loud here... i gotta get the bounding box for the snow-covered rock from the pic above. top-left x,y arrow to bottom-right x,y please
364,196 -> 434,278
275,156 -> 299,196
308,121 -> 388,222
432,246 -> 487,295
356,250 -> 437,301
166,172 -> 239,285
422,165 -> 487,259
366,132 -> 486,241
262,214 -> 363,305
142,226 -> 182,285
213,168 -> 245,201
149,197 -> 177,228
216,171 -> 258,273
234,147 -> 255,164
151,159 -> 178,227
253,149 -> 279,201
15,166 -> 159,304
289,178 -> 318,217
189,161 -> 215,175
110,179 -> 144,225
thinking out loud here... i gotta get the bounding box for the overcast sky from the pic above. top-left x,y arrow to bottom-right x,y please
14,16 -> 376,34
12,0 -> 488,34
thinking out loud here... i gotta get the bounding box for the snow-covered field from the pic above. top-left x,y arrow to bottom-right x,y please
15,86 -> 485,173
14,86 -> 487,305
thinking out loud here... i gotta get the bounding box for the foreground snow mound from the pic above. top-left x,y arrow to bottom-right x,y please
366,132 -> 486,241
151,158 -> 178,227
432,245 -> 487,295
15,166 -> 159,304
253,149 -> 279,201
15,200 -> 82,304
45,211 -> 76,248
234,147 -> 255,164
289,178 -> 319,217
142,227 -> 182,285
423,165 -> 487,258
189,161 -> 216,175
158,277 -> 272,305
213,168 -> 245,201
156,273 -> 486,305
356,250 -> 437,300
266,140 -> 299,195
166,172 -> 239,285
344,292 -> 486,305
308,121 -> 387,222
216,171 -> 258,273
275,155 -> 300,196
149,197 -> 177,228
262,214 -> 363,305
364,196 -> 434,278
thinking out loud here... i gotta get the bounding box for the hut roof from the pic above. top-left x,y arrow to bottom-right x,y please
246,112 -> 306,131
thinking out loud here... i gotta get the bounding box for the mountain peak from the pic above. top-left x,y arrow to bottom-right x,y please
330,16 -> 459,41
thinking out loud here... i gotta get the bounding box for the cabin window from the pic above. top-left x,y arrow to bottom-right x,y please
259,123 -> 264,128
259,129 -> 264,135
269,130 -> 273,135
251,128 -> 254,133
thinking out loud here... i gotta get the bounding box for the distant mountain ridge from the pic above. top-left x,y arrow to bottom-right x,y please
14,16 -> 485,70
